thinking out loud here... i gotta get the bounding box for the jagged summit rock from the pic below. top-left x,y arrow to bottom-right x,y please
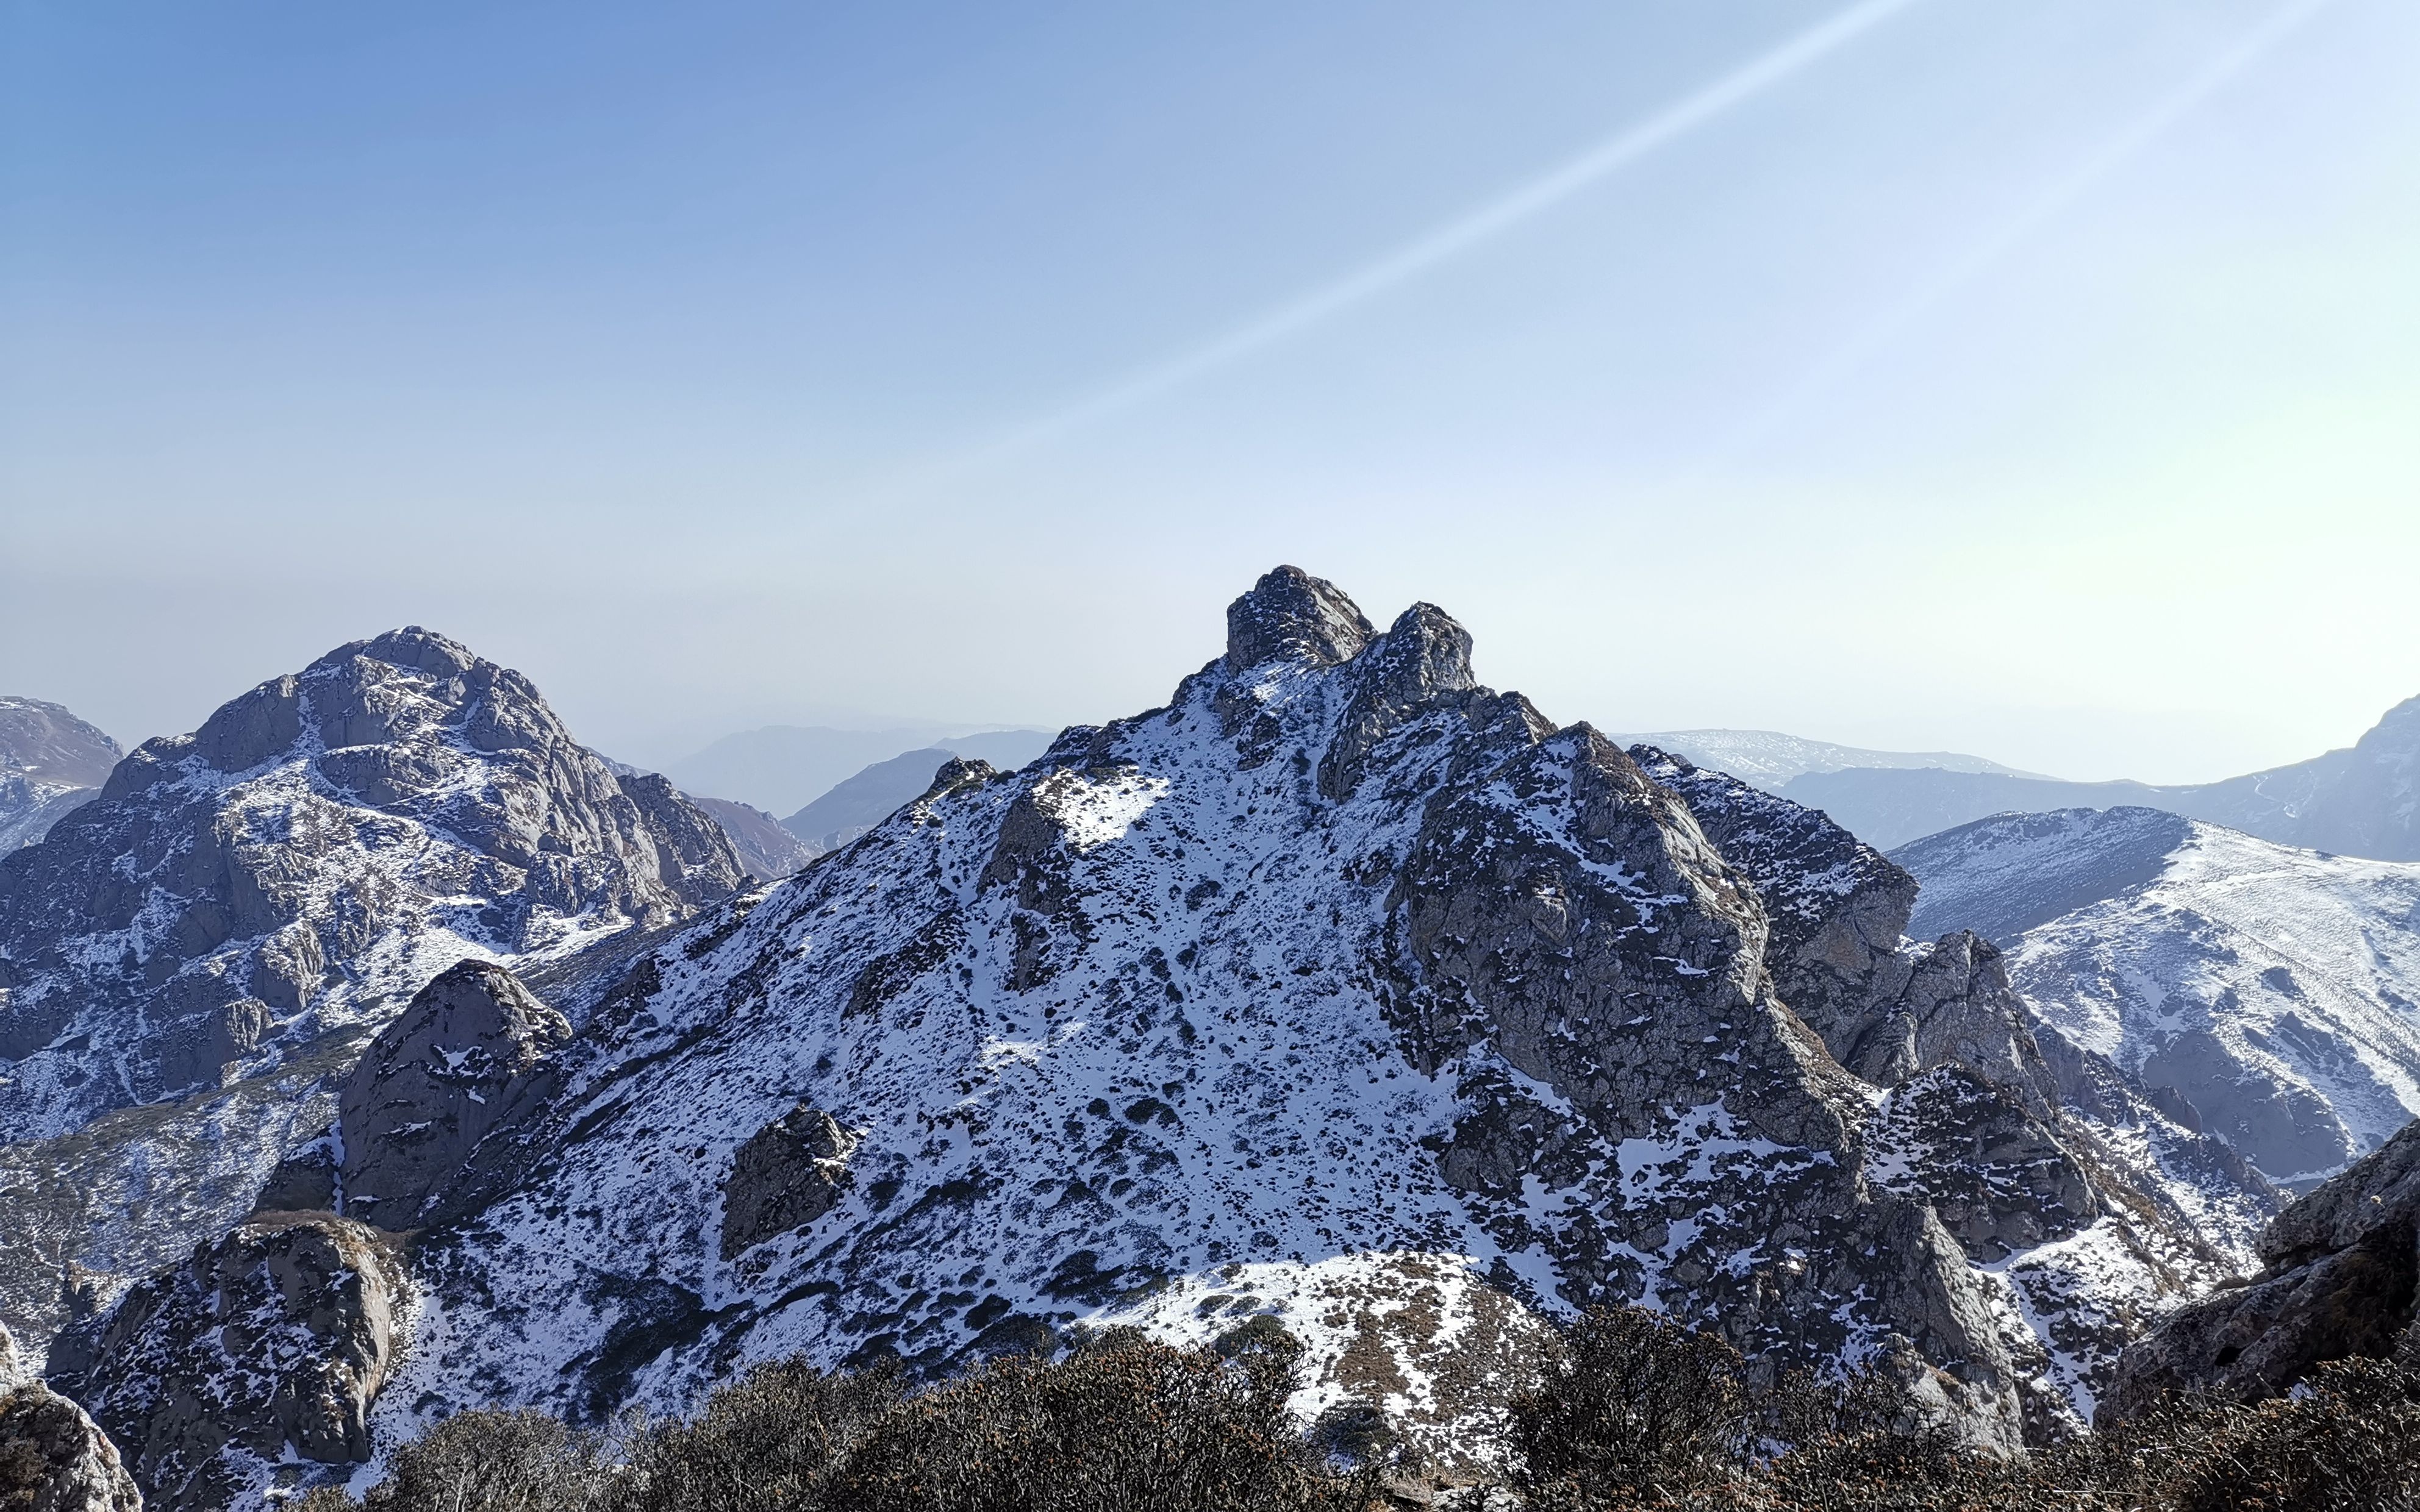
356,566 -> 2283,1461
1223,565 -> 1376,671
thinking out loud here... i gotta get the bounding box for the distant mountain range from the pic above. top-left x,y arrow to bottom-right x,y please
780,735 -> 1053,849
665,724 -> 1056,816
1608,728 -> 2041,791
1897,807 -> 2420,1186
1783,696 -> 2420,857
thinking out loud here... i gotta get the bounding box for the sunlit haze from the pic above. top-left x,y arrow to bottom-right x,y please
6,1 -> 2416,781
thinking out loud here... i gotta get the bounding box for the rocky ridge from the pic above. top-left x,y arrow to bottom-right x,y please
49,1214 -> 408,1511
1633,753 -> 2278,1419
2107,1114 -> 2420,1419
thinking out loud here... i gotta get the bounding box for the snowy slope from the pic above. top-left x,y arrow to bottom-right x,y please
0,697 -> 122,852
1899,810 -> 2420,1186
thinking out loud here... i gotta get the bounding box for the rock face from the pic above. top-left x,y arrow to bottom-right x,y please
1899,808 -> 2420,1185
721,1105 -> 861,1260
2106,1117 -> 2420,1419
360,567 -> 2277,1461
335,960 -> 571,1227
0,699 -> 121,854
1632,752 -> 2277,1423
0,630 -> 745,1353
0,1382 -> 143,1512
48,1214 -> 407,1512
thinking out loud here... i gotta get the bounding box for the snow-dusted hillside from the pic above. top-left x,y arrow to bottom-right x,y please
339,571 -> 2267,1475
0,697 -> 122,853
1897,810 -> 2420,1186
0,629 -> 746,1349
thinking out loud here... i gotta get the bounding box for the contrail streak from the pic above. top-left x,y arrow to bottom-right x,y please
1718,0 -> 2335,462
944,0 -> 1926,472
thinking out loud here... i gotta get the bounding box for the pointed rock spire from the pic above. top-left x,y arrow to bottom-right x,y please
1223,566 -> 1374,673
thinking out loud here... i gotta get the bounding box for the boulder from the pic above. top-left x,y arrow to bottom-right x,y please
337,960 -> 569,1227
721,1104 -> 862,1260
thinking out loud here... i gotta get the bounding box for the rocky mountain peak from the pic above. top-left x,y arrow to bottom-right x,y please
370,565 -> 2099,1457
1223,565 -> 1376,672
2358,693 -> 2420,752
0,629 -> 748,1356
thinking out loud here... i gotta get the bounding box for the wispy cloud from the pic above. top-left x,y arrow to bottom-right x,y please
920,0 -> 1926,480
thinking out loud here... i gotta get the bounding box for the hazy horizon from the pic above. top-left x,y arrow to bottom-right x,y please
9,2 -> 2417,783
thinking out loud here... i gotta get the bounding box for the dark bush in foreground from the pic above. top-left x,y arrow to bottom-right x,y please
1508,1307 -> 1752,1505
301,1310 -> 2420,1512
304,1332 -> 1375,1512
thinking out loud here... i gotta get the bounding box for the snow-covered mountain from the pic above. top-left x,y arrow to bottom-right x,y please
8,577 -> 2293,1510
1896,808 -> 2420,1186
0,699 -> 123,853
239,569 -> 2261,1485
1607,729 -> 2039,793
1789,696 -> 2420,857
0,629 -> 747,1351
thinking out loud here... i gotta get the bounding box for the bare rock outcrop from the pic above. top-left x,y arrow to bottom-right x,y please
336,960 -> 570,1227
2105,1115 -> 2420,1419
0,1382 -> 142,1512
46,1214 -> 407,1512
720,1104 -> 862,1260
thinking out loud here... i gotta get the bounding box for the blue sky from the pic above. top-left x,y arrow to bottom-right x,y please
5,1 -> 2416,780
